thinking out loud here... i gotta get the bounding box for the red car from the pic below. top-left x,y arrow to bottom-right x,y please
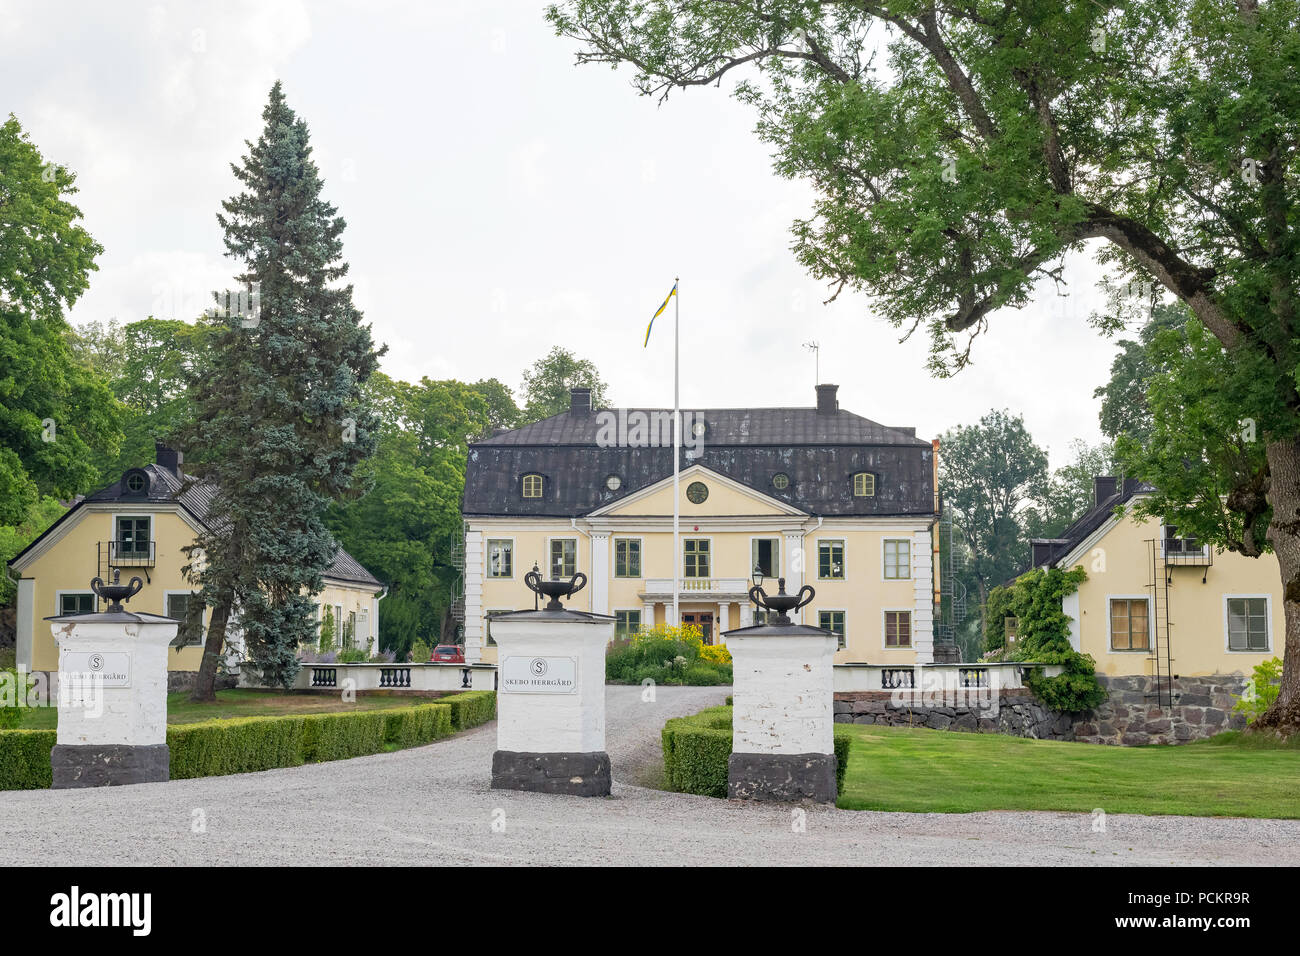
430,644 -> 465,663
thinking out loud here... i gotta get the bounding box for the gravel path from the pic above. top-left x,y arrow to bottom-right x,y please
2,685 -> 1295,866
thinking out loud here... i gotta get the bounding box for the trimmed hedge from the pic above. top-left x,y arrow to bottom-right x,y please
662,705 -> 851,799
1,697 -> 474,788
0,729 -> 56,790
440,690 -> 497,731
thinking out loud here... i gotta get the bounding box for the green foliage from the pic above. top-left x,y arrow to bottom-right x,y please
1234,658 -> 1283,724
661,706 -> 733,797
182,83 -> 383,689
0,669 -> 33,729
1116,316 -> 1273,558
299,711 -> 387,763
0,729 -> 55,789
0,496 -> 65,605
167,716 -> 305,779
336,648 -> 368,663
0,116 -> 120,524
605,624 -> 732,685
382,703 -> 453,749
410,639 -> 431,664
661,705 -> 851,798
1022,440 -> 1117,541
1094,303 -> 1190,446
519,345 -> 610,423
439,690 -> 497,731
988,566 -> 1106,712
318,606 -> 336,653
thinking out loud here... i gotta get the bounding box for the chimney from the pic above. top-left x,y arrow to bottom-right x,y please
155,441 -> 183,479
569,386 -> 592,417
815,383 -> 839,415
1093,476 -> 1118,509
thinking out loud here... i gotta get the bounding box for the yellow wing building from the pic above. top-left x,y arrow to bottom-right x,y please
1027,477 -> 1280,680
8,444 -> 385,682
460,385 -> 948,667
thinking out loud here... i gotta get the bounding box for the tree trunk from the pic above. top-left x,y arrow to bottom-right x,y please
1253,439 -> 1300,733
190,599 -> 232,703
976,577 -> 988,650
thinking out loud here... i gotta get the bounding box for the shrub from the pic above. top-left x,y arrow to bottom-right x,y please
440,690 -> 496,731
698,643 -> 732,665
300,711 -> 387,762
661,705 -> 852,798
410,639 -> 432,664
168,716 -> 306,779
1234,657 -> 1283,724
0,669 -> 33,730
383,704 -> 453,748
0,729 -> 55,789
607,625 -> 732,685
682,665 -> 729,686
337,648 -> 368,663
319,606 -> 336,654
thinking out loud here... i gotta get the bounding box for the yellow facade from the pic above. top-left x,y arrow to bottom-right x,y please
1060,501 -> 1280,678
466,465 -> 937,666
11,502 -> 382,673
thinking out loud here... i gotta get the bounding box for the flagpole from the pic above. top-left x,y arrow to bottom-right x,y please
673,276 -> 681,629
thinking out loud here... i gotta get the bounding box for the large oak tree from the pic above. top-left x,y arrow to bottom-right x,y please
548,0 -> 1300,732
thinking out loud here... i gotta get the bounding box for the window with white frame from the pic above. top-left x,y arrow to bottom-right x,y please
1226,597 -> 1270,652
819,610 -> 846,650
487,539 -> 513,578
614,538 -> 641,578
549,538 -> 577,579
883,539 -> 911,579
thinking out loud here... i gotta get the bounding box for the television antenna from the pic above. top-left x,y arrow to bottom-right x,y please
802,340 -> 820,386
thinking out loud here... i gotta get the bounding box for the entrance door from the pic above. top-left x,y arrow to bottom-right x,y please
682,612 -> 715,646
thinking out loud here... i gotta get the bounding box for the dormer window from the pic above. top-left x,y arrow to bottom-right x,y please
122,469 -> 150,496
853,472 -> 876,497
521,474 -> 544,499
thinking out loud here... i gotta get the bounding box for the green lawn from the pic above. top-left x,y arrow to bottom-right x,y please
16,688 -> 443,730
837,723 -> 1300,818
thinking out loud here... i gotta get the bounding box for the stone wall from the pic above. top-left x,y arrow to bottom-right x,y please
833,674 -> 1250,746
1072,674 -> 1248,745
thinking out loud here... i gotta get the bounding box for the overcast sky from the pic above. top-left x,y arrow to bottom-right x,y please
3,0 -> 1130,468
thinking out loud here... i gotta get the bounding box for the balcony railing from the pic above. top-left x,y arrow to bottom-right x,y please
642,577 -> 751,595
99,540 -> 156,568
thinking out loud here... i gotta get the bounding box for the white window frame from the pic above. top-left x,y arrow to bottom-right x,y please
55,589 -> 98,616
882,538 -> 912,581
546,536 -> 578,580
1105,594 -> 1154,653
748,535 -> 781,579
334,603 -> 344,647
1223,593 -> 1272,654
816,538 -> 846,581
881,607 -> 913,649
613,536 -> 644,579
486,537 -> 515,579
818,608 -> 847,650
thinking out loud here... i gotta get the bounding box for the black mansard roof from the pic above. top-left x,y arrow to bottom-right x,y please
464,388 -> 936,519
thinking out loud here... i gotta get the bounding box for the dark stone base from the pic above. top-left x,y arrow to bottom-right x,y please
51,744 -> 170,789
491,750 -> 611,797
728,752 -> 837,804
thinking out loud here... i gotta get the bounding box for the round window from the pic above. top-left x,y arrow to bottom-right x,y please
686,481 -> 709,504
606,474 -> 622,491
772,473 -> 790,490
125,473 -> 146,493
691,421 -> 707,438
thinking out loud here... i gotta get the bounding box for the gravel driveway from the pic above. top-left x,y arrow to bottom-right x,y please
2,685 -> 1295,866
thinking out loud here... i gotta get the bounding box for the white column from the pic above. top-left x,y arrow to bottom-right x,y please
463,529 -> 485,664
783,531 -> 805,623
717,601 -> 730,644
739,602 -> 753,629
590,532 -> 611,616
911,530 -> 935,664
642,600 -> 656,631
15,577 -> 34,673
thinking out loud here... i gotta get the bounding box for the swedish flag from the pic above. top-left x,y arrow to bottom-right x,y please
644,281 -> 677,347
